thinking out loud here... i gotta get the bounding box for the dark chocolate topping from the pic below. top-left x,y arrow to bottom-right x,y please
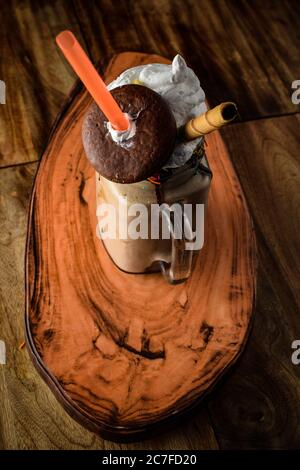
82,84 -> 177,183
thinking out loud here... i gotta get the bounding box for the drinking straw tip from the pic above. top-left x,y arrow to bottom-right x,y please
55,30 -> 129,131
56,30 -> 75,49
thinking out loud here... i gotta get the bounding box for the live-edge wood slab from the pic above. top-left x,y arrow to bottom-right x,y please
25,52 -> 256,442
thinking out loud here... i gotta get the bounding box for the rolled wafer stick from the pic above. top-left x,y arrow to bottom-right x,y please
184,102 -> 238,140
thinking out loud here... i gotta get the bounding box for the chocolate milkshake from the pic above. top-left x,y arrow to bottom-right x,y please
82,55 -> 212,282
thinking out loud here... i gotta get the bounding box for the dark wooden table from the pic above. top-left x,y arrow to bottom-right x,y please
0,0 -> 300,449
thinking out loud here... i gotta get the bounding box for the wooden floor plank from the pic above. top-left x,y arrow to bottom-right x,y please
221,115 -> 300,310
1,0 -> 300,168
208,261 -> 300,449
207,115 -> 300,448
72,0 -> 141,65
0,1 -> 85,168
124,0 -> 300,118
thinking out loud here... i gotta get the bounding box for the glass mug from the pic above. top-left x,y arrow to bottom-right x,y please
95,151 -> 212,284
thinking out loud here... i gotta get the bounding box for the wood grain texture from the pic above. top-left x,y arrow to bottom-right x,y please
208,116 -> 300,448
223,115 -> 300,308
1,0 -> 300,168
75,0 -> 300,119
0,162 -> 218,450
72,0 -> 141,60
25,53 -> 256,441
0,0 -> 85,168
221,116 -> 300,310
1,0 -> 299,450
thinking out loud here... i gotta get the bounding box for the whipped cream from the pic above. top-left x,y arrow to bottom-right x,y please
108,55 -> 207,169
106,113 -> 136,149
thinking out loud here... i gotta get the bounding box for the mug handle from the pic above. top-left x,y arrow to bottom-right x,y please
159,204 -> 194,284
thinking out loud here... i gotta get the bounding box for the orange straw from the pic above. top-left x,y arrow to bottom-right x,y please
56,30 -> 129,131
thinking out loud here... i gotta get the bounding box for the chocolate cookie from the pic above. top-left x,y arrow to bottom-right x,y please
82,84 -> 177,183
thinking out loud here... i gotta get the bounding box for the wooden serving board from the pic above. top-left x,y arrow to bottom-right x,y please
25,52 -> 257,442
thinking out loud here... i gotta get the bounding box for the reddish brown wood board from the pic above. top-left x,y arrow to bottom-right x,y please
25,53 -> 257,441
